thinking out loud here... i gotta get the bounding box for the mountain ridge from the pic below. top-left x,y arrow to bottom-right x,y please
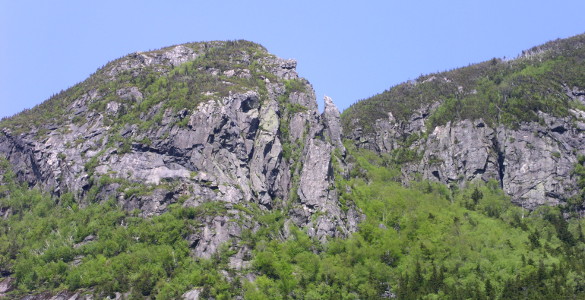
2,34 -> 585,298
341,32 -> 585,210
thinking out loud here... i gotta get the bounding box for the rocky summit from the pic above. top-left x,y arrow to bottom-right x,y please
0,41 -> 359,259
3,35 -> 585,299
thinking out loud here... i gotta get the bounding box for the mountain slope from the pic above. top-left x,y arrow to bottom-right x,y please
342,33 -> 585,210
0,40 -> 359,260
4,144 -> 585,299
3,35 -> 585,299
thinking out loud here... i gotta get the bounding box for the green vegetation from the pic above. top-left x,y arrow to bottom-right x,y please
568,155 -> 585,215
243,145 -> 585,299
0,160 -> 237,299
342,34 -> 585,133
3,141 -> 585,298
132,41 -> 273,120
278,79 -> 309,161
277,78 -> 309,206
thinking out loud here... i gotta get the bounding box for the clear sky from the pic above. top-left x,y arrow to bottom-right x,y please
1,1 -> 585,119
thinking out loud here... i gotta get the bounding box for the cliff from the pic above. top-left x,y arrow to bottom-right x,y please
0,41 -> 360,260
3,34 -> 585,299
342,34 -> 585,210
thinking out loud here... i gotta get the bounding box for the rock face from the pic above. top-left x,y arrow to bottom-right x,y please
345,104 -> 585,209
0,41 -> 359,260
0,277 -> 15,297
343,34 -> 585,211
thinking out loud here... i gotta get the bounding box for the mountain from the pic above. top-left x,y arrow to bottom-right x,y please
342,33 -> 585,211
0,41 -> 362,297
2,36 -> 585,299
0,40 -> 361,252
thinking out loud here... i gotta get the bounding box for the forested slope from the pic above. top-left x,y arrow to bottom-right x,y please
3,145 -> 585,298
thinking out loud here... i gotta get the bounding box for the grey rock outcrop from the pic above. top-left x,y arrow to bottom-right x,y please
0,277 -> 15,297
182,288 -> 202,300
107,44 -> 200,78
18,290 -> 93,300
346,104 -> 585,209
421,119 -> 499,185
323,96 -> 345,150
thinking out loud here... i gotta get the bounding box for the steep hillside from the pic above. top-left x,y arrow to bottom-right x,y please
342,33 -> 585,210
3,35 -> 585,299
0,40 -> 359,263
3,144 -> 585,299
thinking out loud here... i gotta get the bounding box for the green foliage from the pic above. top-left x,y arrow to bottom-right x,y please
283,79 -> 307,94
275,79 -> 311,204
568,155 -> 585,214
391,147 -> 422,164
3,144 -> 585,298
243,147 -> 585,299
0,182 -> 240,298
118,137 -> 132,154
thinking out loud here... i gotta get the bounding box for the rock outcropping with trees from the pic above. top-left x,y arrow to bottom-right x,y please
3,35 -> 585,299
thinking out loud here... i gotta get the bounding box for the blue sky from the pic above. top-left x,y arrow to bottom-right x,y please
1,1 -> 585,118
